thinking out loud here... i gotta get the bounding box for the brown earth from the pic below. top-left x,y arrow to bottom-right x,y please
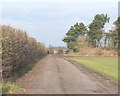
15,55 -> 118,94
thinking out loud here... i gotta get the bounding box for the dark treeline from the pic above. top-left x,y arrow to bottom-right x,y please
63,14 -> 119,53
2,25 -> 47,79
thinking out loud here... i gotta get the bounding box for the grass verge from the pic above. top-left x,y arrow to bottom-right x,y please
68,56 -> 118,80
2,83 -> 23,94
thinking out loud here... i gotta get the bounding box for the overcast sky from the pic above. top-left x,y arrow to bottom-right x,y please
0,0 -> 119,46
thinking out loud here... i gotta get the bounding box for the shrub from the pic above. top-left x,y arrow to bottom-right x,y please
57,49 -> 63,54
95,49 -> 103,56
1,25 -> 47,79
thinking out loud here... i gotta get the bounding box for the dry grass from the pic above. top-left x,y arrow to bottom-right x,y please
69,47 -> 118,56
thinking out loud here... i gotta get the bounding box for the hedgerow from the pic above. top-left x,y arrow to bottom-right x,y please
1,25 -> 47,79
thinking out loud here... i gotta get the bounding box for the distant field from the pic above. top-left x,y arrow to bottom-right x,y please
66,55 -> 118,80
64,54 -> 80,56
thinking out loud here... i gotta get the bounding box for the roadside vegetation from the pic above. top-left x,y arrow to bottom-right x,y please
2,83 -> 23,94
63,14 -> 119,81
69,56 -> 118,80
63,14 -> 119,56
1,25 -> 47,93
